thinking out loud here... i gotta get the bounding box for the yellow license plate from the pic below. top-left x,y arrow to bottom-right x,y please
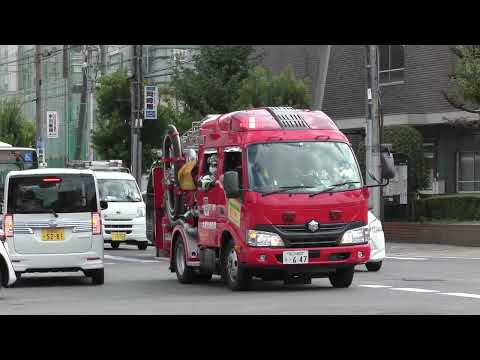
111,232 -> 126,241
41,228 -> 65,241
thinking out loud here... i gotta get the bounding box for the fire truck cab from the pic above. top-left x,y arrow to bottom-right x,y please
148,107 -> 394,290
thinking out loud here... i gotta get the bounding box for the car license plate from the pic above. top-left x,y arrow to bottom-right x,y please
111,232 -> 126,241
41,228 -> 65,241
283,250 -> 309,264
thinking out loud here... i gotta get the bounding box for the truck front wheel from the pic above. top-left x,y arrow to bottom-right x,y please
174,238 -> 196,284
366,261 -> 382,272
329,266 -> 354,288
222,241 -> 252,291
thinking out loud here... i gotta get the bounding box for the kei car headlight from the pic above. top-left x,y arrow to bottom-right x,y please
368,219 -> 384,243
341,225 -> 369,244
137,207 -> 146,218
247,230 -> 285,247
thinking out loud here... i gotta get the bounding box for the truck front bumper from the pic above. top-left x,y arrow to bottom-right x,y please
238,244 -> 370,275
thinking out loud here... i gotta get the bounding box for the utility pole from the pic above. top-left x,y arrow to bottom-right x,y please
76,45 -> 89,160
99,45 -> 107,76
130,45 -> 143,184
63,45 -> 69,166
365,45 -> 382,218
35,45 -> 44,164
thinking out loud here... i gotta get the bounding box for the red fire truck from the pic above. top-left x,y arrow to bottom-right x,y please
146,107 -> 394,290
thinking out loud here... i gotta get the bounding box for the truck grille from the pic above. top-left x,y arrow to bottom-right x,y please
255,221 -> 364,248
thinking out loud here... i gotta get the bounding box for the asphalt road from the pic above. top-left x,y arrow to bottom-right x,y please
2,242 -> 480,314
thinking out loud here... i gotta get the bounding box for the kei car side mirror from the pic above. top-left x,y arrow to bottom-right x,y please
100,200 -> 109,210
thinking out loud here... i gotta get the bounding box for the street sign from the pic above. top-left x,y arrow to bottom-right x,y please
47,111 -> 59,138
144,85 -> 158,120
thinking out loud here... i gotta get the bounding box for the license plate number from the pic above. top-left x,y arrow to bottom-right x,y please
41,228 -> 65,241
283,250 -> 309,264
111,232 -> 126,241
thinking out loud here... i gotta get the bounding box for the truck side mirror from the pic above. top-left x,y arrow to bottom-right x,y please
223,171 -> 241,198
100,200 -> 109,210
380,144 -> 395,180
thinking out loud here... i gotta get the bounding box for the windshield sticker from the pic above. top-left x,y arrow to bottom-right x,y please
228,198 -> 241,227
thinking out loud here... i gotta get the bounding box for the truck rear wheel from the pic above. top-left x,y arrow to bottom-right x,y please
329,266 -> 354,288
366,261 -> 382,272
174,238 -> 196,284
222,240 -> 251,291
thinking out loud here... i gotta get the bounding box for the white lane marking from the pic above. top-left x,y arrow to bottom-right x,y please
390,287 -> 439,293
104,255 -> 158,263
388,254 -> 480,261
439,292 -> 480,299
104,262 -> 115,265
386,256 -> 428,261
358,285 -> 392,288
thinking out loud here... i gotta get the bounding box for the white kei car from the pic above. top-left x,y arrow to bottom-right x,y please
0,228 -> 17,290
364,210 -> 385,271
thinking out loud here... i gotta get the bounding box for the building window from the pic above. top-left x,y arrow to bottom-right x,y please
457,151 -> 480,192
379,45 -> 405,85
423,141 -> 437,191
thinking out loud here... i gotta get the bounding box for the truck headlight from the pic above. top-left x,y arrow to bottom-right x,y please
137,207 -> 146,218
341,225 -> 369,244
247,230 -> 284,247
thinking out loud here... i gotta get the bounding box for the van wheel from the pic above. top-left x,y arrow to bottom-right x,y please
174,238 -> 196,284
111,242 -> 120,249
138,242 -> 148,251
366,261 -> 382,272
0,269 -> 3,290
329,266 -> 354,288
91,269 -> 104,285
222,240 -> 251,291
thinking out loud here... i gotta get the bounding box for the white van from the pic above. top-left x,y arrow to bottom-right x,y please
95,171 -> 148,250
2,169 -> 105,284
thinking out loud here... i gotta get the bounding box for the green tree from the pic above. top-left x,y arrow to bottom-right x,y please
92,70 -> 178,172
235,65 -> 311,109
171,45 -> 262,120
0,98 -> 35,147
443,45 -> 480,119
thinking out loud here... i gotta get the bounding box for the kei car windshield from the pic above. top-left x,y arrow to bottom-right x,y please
98,179 -> 142,202
247,141 -> 363,193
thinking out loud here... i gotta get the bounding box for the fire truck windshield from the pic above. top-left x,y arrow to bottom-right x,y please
247,141 -> 362,194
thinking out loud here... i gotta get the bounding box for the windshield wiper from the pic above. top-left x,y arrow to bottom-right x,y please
261,186 -> 316,197
50,207 -> 59,218
309,181 -> 361,198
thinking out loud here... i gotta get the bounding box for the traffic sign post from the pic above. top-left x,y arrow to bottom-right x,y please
47,111 -> 59,138
144,85 -> 158,120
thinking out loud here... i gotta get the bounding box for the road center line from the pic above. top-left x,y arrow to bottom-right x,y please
386,256 -> 427,261
438,292 -> 480,299
390,287 -> 439,293
358,285 -> 392,288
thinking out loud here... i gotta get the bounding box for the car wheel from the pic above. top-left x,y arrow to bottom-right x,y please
0,269 -> 3,291
138,242 -> 148,251
91,269 -> 104,285
329,266 -> 354,288
222,240 -> 251,291
366,261 -> 382,272
111,242 -> 120,249
174,238 -> 196,284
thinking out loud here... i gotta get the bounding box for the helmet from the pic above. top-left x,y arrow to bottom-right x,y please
208,154 -> 218,166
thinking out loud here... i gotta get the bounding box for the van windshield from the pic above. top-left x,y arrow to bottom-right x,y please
97,179 -> 142,202
247,141 -> 363,193
7,175 -> 97,214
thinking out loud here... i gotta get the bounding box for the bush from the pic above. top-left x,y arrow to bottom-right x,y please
415,194 -> 480,221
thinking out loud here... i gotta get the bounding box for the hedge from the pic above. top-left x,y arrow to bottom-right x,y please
415,194 -> 480,221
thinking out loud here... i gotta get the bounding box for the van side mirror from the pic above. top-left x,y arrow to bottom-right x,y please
100,200 -> 109,210
223,171 -> 241,198
380,144 -> 395,180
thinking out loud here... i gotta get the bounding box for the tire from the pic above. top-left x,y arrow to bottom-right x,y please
163,125 -> 184,224
329,266 -> 354,288
111,242 -> 120,249
174,237 -> 196,284
222,240 -> 252,291
91,269 -> 104,285
138,242 -> 148,251
366,261 -> 382,272
0,269 -> 3,291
